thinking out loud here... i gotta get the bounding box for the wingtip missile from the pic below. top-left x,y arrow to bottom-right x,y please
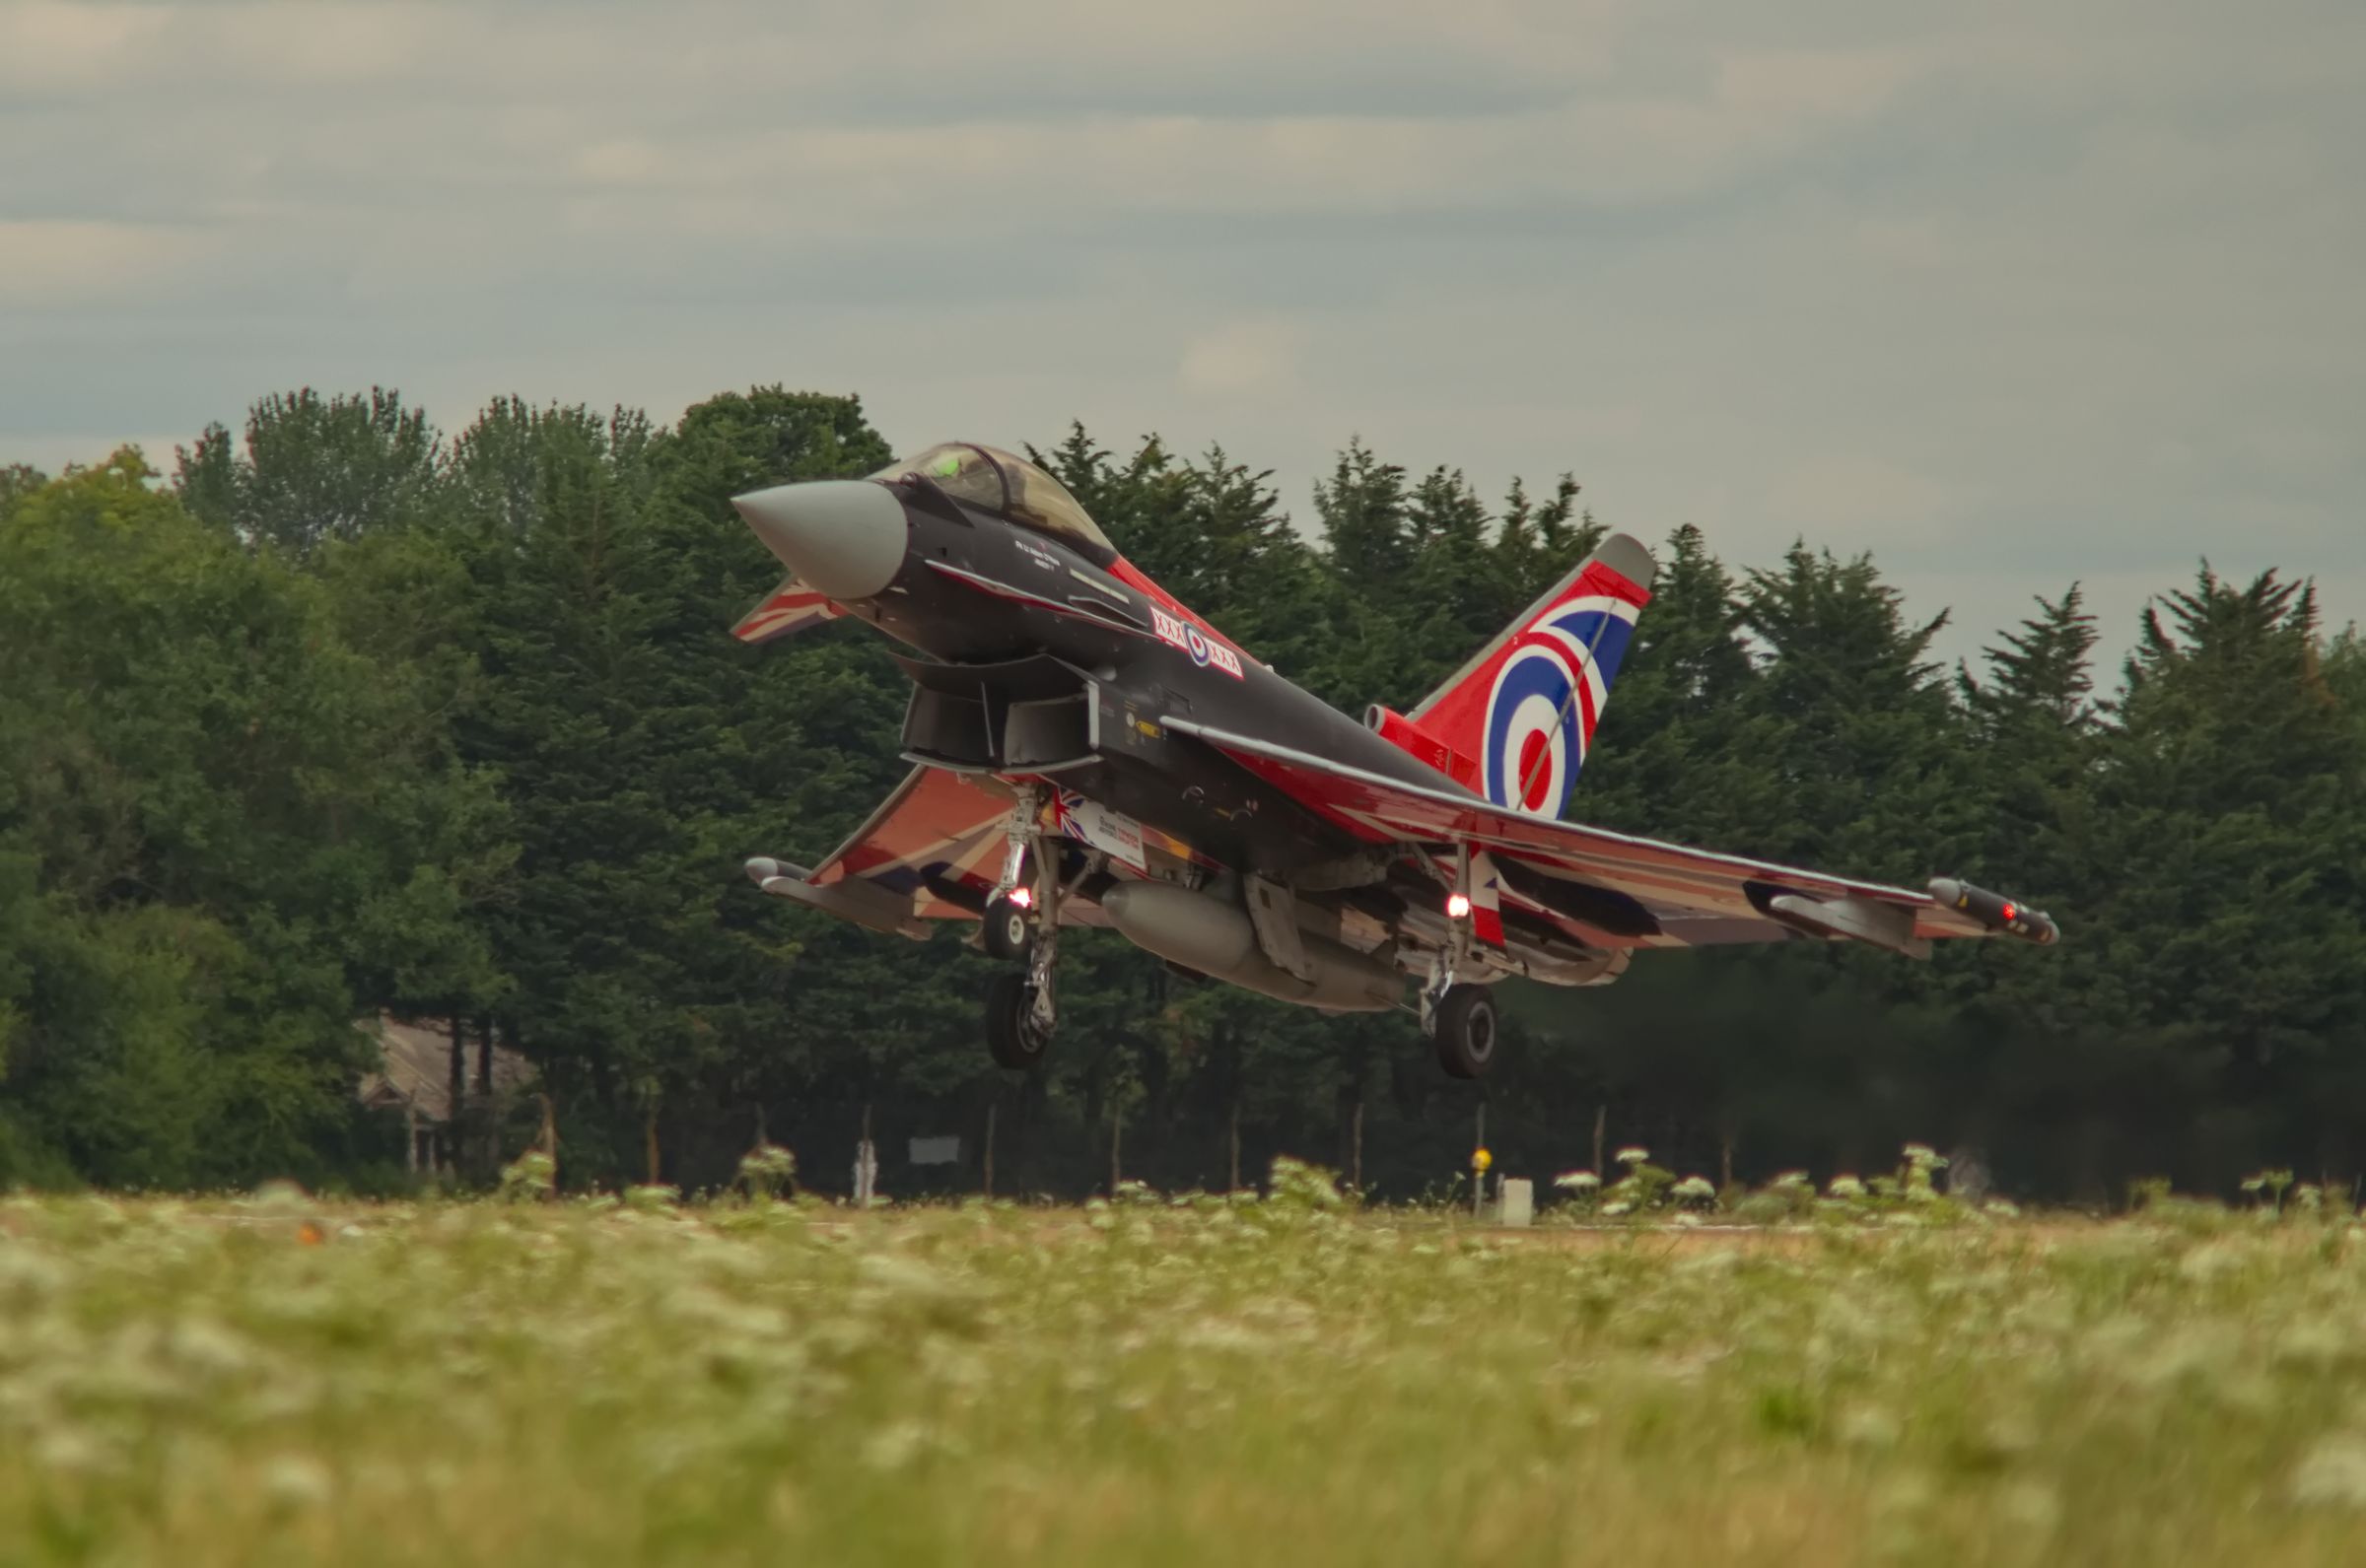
1928,877 -> 2059,945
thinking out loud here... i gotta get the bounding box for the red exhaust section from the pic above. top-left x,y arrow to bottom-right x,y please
1364,705 -> 1482,793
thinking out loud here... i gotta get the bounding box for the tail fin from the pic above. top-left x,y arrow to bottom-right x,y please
1385,533 -> 1654,816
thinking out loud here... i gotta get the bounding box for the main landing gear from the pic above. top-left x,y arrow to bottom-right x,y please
1422,852 -> 1500,1079
983,787 -> 1062,1071
1425,983 -> 1499,1080
985,972 -> 1052,1070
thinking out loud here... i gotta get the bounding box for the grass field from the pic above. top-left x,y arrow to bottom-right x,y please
7,1176 -> 2366,1567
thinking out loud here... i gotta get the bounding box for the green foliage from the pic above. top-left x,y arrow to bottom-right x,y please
497,1149 -> 556,1203
175,387 -> 438,558
1262,1155 -> 1345,1212
736,1142 -> 797,1200
0,451 -> 501,1187
3,388 -> 2359,1203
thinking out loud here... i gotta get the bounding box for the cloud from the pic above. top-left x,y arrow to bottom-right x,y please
0,221 -> 216,304
0,2 -> 160,87
0,0 -> 2359,665
1179,322 -> 1307,397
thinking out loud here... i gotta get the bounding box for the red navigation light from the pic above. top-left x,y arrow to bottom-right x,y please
1008,885 -> 1034,909
1446,892 -> 1472,919
2000,901 -> 2017,923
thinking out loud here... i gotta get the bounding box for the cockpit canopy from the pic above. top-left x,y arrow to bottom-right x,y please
871,443 -> 1115,566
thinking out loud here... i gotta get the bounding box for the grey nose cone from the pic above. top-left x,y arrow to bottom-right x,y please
731,480 -> 907,600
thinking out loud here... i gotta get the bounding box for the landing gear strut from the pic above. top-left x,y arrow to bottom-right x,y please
1422,848 -> 1499,1079
983,785 -> 1062,1070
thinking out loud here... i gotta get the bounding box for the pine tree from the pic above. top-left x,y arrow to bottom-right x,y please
1735,542 -> 1972,880
2083,568 -> 2366,1060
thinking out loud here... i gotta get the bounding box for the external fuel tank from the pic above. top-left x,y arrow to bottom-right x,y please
1097,881 -> 1401,1013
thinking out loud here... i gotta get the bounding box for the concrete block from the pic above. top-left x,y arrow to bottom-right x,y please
1498,1177 -> 1534,1227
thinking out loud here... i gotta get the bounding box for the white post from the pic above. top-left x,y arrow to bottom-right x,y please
853,1140 -> 878,1207
854,1103 -> 878,1208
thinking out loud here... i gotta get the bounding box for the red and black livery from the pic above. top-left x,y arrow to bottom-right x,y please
733,443 -> 2057,1078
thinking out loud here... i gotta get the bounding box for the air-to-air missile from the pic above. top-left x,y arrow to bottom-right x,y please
1927,877 -> 2059,945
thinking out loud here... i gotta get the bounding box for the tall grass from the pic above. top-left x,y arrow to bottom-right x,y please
4,1176 -> 2365,1565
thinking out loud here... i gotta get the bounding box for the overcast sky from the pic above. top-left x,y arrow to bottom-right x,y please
6,0 -> 2361,669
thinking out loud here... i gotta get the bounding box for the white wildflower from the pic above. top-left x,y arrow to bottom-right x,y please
35,1428 -> 105,1474
2291,1436 -> 2366,1510
2000,1479 -> 2061,1534
1840,1406 -> 1901,1450
1672,1176 -> 1716,1200
1828,1175 -> 1866,1199
247,1179 -> 311,1212
624,1184 -> 680,1212
1614,1146 -> 1649,1166
261,1455 -> 333,1511
862,1420 -> 931,1472
1554,1171 -> 1601,1191
1601,1200 -> 1633,1217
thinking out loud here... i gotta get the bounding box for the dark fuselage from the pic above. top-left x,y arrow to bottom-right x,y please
846,480 -> 1462,878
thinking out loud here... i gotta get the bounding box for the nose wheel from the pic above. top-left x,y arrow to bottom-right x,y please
983,894 -> 1032,961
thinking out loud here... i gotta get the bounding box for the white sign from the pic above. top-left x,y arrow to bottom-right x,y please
908,1135 -> 961,1166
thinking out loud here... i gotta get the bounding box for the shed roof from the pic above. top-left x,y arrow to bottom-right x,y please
356,1016 -> 533,1124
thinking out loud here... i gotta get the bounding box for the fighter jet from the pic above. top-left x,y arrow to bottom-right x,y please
733,443 -> 2057,1078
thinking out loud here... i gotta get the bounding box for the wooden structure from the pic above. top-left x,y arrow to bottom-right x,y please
356,1015 -> 533,1175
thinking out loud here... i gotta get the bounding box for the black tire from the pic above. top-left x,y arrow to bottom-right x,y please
982,896 -> 1032,962
986,972 -> 1052,1071
1429,984 -> 1499,1080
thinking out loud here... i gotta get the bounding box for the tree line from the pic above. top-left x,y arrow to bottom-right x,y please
2,387 -> 2359,1201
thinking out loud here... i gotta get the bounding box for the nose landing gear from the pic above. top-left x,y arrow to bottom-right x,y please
983,893 -> 1032,961
982,786 -> 1063,1071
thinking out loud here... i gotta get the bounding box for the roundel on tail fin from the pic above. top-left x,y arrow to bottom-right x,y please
1405,533 -> 1654,814
1482,639 -> 1582,813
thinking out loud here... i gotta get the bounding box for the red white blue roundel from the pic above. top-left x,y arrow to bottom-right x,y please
1481,598 -> 1637,814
